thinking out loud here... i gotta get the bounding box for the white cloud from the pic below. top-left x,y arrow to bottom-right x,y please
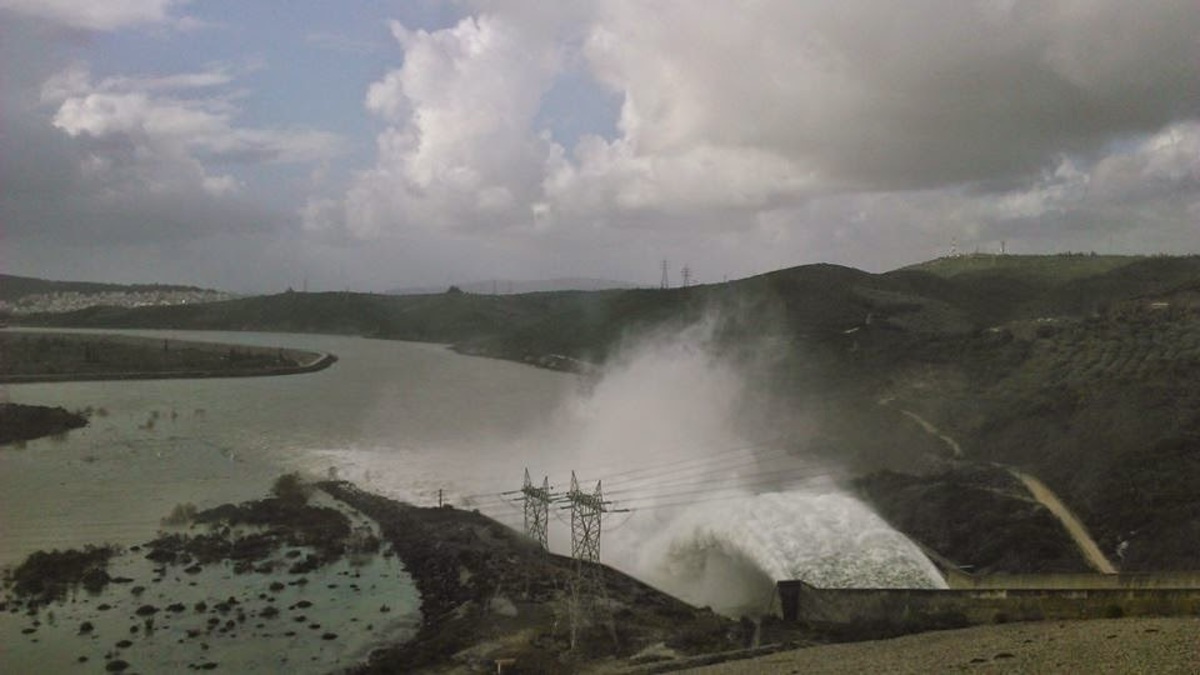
0,0 -> 190,31
321,0 -> 1198,259
43,63 -> 344,203
340,12 -> 564,237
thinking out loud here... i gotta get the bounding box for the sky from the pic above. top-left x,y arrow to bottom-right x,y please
1,1 -> 1197,293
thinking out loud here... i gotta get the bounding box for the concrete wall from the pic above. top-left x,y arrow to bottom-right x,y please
947,572 -> 1200,590
778,580 -> 1200,626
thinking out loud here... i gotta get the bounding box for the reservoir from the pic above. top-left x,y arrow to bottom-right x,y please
0,329 -> 575,567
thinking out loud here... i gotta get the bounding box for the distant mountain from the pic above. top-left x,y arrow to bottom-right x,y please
386,277 -> 638,296
0,274 -> 219,303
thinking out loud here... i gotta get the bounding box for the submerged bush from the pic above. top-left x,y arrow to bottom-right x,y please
161,502 -> 198,526
271,472 -> 312,505
6,545 -> 120,602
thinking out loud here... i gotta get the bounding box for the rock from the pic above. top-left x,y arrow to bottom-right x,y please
489,595 -> 518,618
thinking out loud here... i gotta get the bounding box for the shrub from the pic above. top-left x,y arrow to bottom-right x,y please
161,503 -> 198,526
271,472 -> 312,505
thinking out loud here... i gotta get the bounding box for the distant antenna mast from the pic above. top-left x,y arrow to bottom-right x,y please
660,259 -> 670,289
681,265 -> 692,288
1000,241 -> 1007,256
950,237 -> 959,258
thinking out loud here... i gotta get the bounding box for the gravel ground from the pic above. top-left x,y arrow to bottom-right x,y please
685,618 -> 1200,674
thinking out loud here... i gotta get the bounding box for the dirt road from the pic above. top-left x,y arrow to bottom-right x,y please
1009,469 -> 1118,574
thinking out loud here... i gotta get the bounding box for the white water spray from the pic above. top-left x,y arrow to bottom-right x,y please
540,320 -> 947,616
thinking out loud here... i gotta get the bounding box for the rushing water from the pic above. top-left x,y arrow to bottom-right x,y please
1,327 -> 944,628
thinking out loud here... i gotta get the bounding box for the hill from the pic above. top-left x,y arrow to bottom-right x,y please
14,255 -> 1200,573
0,274 -> 215,303
387,277 -> 637,295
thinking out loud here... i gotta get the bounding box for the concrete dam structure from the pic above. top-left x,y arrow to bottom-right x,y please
778,571 -> 1200,626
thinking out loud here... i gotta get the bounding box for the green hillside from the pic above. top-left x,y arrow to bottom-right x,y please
14,255 -> 1200,572
904,253 -> 1145,283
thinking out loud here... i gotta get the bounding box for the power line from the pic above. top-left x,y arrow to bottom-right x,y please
609,465 -> 852,508
454,434 -> 797,502
607,462 -> 848,500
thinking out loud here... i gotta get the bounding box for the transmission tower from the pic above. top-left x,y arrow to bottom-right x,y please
660,259 -> 670,290
565,471 -> 606,561
520,468 -> 552,550
681,264 -> 692,288
561,471 -> 627,650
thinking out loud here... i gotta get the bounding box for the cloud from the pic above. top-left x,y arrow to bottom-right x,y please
2,54 -> 345,253
5,1 -> 1198,292
312,0 -> 1199,275
0,0 -> 190,31
577,0 -> 1200,193
339,13 -> 565,238
44,64 -> 344,167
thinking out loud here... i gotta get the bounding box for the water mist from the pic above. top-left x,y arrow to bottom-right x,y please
542,319 -> 947,617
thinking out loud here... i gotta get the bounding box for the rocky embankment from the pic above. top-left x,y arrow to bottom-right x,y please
0,403 -> 88,445
321,481 -> 753,673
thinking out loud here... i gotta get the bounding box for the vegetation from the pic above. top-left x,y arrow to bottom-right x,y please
147,488 -> 352,573
0,331 -> 320,382
270,471 -> 313,506
0,402 -> 88,445
4,545 -> 119,603
855,466 -> 1090,574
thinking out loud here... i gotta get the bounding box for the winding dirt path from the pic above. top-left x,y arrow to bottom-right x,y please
1008,469 -> 1118,574
884,401 -> 1117,574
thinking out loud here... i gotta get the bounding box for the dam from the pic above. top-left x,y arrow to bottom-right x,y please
777,570 -> 1200,626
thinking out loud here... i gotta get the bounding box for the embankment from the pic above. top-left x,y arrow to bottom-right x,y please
0,331 -> 336,383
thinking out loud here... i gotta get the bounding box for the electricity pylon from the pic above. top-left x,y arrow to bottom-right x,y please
520,468 -> 552,550
565,471 -> 607,562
